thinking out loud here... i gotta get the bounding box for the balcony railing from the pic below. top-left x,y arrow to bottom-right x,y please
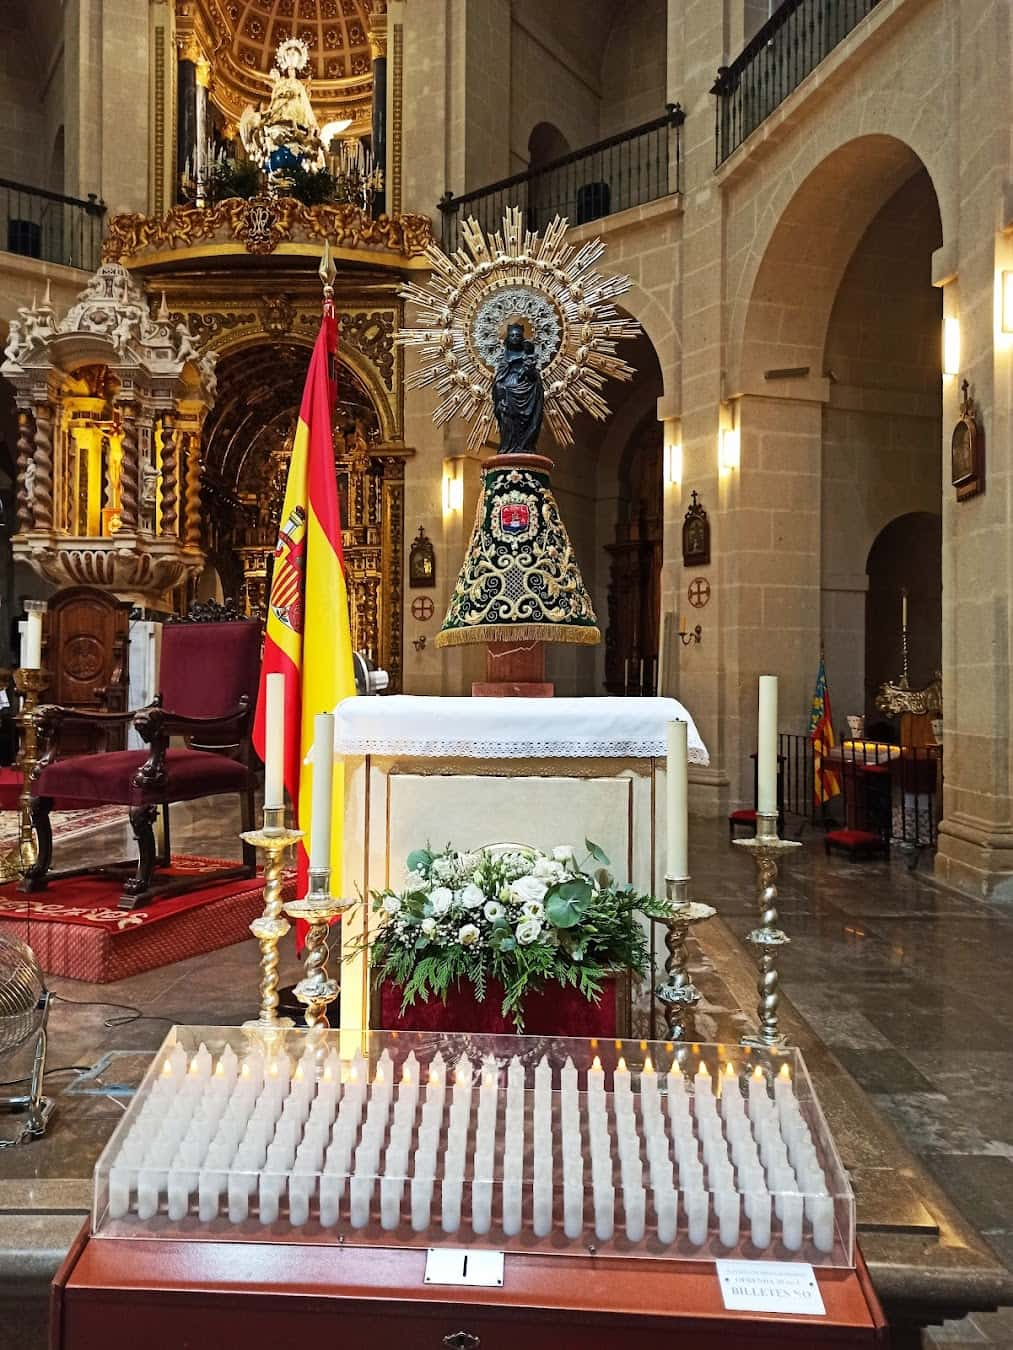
0,178 -> 106,272
438,105 -> 685,253
712,0 -> 882,165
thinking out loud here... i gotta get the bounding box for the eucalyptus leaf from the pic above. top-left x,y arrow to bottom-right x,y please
546,879 -> 592,929
406,848 -> 432,873
585,839 -> 610,866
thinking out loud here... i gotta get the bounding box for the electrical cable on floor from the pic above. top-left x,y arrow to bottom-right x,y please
0,1065 -> 90,1087
50,993 -> 185,1028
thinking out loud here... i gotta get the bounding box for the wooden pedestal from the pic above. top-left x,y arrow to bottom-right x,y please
473,639 -> 554,697
52,1226 -> 886,1350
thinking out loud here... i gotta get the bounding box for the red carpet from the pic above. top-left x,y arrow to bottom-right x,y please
0,856 -> 293,983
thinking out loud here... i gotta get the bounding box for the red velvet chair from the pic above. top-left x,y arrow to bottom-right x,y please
22,616 -> 260,910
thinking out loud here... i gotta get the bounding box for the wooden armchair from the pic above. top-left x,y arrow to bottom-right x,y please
22,614 -> 261,910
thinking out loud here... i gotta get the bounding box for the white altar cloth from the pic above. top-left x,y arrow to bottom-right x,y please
334,696 -> 708,764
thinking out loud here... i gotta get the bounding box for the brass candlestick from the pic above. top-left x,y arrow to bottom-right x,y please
2,666 -> 49,884
734,810 -> 800,1049
283,865 -> 352,1053
655,876 -> 715,1042
242,804 -> 302,1030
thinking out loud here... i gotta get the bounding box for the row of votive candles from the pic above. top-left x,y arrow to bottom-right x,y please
104,1044 -> 837,1254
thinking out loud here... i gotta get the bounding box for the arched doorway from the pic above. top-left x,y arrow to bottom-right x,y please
199,339 -> 406,687
865,512 -> 942,722
526,122 -> 571,234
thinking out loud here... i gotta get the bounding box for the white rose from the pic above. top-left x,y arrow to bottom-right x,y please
532,856 -> 566,883
520,899 -> 544,919
509,875 -> 547,905
403,869 -> 427,891
515,917 -> 542,945
483,900 -> 504,922
457,923 -> 480,946
458,883 -> 485,910
382,895 -> 402,915
552,845 -> 576,866
421,916 -> 437,937
429,887 -> 453,916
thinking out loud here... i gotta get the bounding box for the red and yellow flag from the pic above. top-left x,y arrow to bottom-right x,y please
252,304 -> 356,895
809,650 -> 841,806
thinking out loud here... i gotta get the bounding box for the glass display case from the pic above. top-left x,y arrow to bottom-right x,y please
92,1026 -> 855,1267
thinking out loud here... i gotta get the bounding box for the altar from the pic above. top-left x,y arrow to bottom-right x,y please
337,696 -> 708,1032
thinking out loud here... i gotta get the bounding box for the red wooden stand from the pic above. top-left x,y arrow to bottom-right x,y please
52,1225 -> 886,1350
473,640 -> 554,698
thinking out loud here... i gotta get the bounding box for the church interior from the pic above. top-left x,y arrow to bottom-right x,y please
0,1 -> 1011,1346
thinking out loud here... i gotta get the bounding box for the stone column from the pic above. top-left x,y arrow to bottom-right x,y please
175,54 -> 197,203
16,409 -> 34,532
369,5 -> 388,217
194,56 -> 211,208
31,400 -> 54,530
118,400 -> 140,531
159,414 -> 177,537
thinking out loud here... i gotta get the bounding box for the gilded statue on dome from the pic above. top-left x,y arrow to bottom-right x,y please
239,38 -> 325,186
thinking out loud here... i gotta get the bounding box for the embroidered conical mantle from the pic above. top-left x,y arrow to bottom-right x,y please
436,454 -> 600,649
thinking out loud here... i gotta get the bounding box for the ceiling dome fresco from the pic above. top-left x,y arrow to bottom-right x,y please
225,0 -> 374,82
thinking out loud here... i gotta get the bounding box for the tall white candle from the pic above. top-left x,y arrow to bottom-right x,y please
22,606 -> 42,670
308,711 -> 335,871
757,675 -> 778,817
901,589 -> 908,631
666,719 -> 689,878
263,673 -> 285,810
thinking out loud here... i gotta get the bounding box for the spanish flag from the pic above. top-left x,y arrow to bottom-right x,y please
809,650 -> 841,806
252,299 -> 356,896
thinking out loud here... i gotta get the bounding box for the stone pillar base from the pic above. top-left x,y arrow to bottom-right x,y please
688,765 -> 731,820
935,814 -> 1013,901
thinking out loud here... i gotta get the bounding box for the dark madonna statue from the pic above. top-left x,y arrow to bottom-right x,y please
491,323 -> 544,454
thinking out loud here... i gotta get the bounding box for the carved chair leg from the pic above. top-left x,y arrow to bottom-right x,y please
240,790 -> 256,875
119,804 -> 159,910
159,802 -> 171,867
19,798 -> 53,893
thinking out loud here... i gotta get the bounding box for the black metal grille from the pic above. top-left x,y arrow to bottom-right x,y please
0,178 -> 106,272
439,106 -> 685,253
712,0 -> 882,165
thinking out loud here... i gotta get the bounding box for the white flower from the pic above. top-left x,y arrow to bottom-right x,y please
457,923 -> 480,946
552,845 -> 576,866
421,916 -> 437,937
429,887 -> 453,916
509,875 -> 547,905
483,900 -> 504,922
520,899 -> 544,919
532,856 -> 566,883
403,869 -> 427,891
382,895 -> 402,915
430,857 -> 456,883
458,883 -> 485,910
515,917 -> 543,945
457,851 -> 479,874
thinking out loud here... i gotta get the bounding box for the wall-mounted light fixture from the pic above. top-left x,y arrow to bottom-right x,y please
678,614 -> 702,646
442,459 -> 464,514
663,440 -> 682,486
1002,272 -> 1013,334
942,316 -> 961,377
718,426 -> 740,473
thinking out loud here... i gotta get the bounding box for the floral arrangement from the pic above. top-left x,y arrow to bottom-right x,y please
365,841 -> 672,1030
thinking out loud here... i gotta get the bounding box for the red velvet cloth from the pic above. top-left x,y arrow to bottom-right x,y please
0,764 -> 91,811
37,748 -> 250,805
826,828 -> 884,848
159,620 -> 260,721
379,976 -> 617,1037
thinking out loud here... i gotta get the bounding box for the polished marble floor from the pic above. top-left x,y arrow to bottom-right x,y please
4,799 -> 1012,1346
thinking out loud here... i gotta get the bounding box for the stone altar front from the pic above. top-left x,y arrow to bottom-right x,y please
336,696 -> 709,1031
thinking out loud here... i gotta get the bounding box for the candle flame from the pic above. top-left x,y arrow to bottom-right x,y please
268,1061 -> 279,1077
639,1040 -> 648,1051
697,1061 -> 709,1077
215,1061 -> 225,1077
323,1065 -> 333,1083
241,1063 -> 251,1079
752,1066 -> 764,1081
591,1055 -> 602,1072
188,1057 -> 200,1076
616,1057 -> 628,1074
402,1069 -> 412,1086
375,1067 -> 385,1086
429,1069 -> 441,1086
161,1059 -> 173,1076
348,1066 -> 358,1084
725,1062 -> 735,1078
643,1055 -> 655,1075
779,1063 -> 791,1082
483,1072 -> 494,1088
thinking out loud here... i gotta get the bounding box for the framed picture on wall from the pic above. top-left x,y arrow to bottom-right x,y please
681,491 -> 710,567
951,379 -> 983,500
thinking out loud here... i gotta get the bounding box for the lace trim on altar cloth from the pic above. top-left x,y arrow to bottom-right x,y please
334,734 -> 710,762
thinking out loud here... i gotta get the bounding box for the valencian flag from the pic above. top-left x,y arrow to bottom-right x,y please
809,650 -> 841,806
252,277 -> 356,897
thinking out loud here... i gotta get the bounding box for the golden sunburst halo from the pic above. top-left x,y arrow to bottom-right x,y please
396,206 -> 641,447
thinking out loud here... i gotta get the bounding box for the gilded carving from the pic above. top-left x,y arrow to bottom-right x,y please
102,198 -> 433,264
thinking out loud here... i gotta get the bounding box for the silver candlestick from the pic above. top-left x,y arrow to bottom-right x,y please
242,804 -> 301,1031
283,865 -> 353,1054
734,811 -> 800,1049
655,876 -> 715,1042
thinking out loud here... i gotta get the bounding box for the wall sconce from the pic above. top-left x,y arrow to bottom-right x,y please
942,316 -> 961,376
442,461 -> 464,514
663,440 -> 682,486
1002,272 -> 1013,334
678,614 -> 702,645
718,426 -> 740,472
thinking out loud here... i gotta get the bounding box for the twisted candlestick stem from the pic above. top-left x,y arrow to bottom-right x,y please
735,811 -> 798,1051
242,808 -> 301,1030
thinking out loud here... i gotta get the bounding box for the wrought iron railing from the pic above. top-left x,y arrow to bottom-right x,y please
0,179 -> 106,272
438,105 -> 685,252
712,0 -> 882,165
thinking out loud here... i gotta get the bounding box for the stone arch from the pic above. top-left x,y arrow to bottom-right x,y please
865,511 -> 941,717
728,133 -> 950,395
527,121 -> 570,170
